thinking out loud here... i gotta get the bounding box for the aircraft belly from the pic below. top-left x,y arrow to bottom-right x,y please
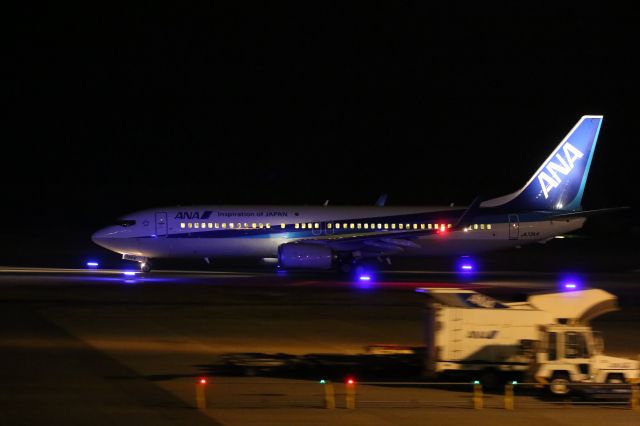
140,237 -> 280,258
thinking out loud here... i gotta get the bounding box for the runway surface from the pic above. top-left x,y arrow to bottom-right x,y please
0,267 -> 639,425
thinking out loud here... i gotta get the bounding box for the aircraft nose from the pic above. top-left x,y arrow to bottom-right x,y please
91,229 -> 110,248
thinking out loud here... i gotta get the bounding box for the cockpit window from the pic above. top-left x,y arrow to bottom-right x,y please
117,219 -> 136,227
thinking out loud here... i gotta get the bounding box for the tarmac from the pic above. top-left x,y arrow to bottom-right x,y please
0,267 -> 639,425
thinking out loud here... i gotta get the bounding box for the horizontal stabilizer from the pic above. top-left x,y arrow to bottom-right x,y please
548,206 -> 629,220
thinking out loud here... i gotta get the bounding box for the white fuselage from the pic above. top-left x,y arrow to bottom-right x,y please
91,205 -> 585,260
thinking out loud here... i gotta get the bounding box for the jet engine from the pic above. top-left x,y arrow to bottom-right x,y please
277,243 -> 335,269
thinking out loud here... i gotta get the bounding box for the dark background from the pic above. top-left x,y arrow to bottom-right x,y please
9,2 -> 639,268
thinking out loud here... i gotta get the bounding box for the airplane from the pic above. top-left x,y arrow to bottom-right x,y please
92,115 -> 620,273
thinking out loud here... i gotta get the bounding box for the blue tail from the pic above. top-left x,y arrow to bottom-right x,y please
482,115 -> 603,211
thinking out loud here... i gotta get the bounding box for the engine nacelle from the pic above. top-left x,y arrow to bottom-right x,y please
278,243 -> 335,269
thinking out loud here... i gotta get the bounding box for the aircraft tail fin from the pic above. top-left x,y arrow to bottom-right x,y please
481,115 -> 603,211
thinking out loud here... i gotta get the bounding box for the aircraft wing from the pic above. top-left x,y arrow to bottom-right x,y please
292,197 -> 482,257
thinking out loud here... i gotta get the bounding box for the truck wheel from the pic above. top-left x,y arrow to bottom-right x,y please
549,373 -> 571,395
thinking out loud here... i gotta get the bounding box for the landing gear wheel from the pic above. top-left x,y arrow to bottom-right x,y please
140,261 -> 152,273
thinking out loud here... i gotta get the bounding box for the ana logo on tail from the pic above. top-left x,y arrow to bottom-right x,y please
537,142 -> 584,199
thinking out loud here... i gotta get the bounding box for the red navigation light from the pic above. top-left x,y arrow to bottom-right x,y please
199,378 -> 207,385
346,378 -> 355,385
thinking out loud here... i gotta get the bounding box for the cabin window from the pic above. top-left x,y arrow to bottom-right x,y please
229,223 -> 234,229
350,223 -> 355,229
335,223 -> 340,229
194,223 -> 200,229
315,223 -> 320,229
252,223 -> 257,229
364,223 -> 369,229
487,224 -> 492,230
180,223 -> 185,229
266,223 -> 271,229
357,223 -> 362,229
420,224 -> 426,230
448,224 -> 452,228
474,224 -> 478,230
391,223 -> 396,229
281,223 -> 285,229
413,224 -> 418,230
384,224 -> 389,229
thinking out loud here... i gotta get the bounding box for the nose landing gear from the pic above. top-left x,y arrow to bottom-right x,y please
140,260 -> 152,273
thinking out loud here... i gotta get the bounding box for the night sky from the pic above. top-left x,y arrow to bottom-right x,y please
9,3 -> 640,261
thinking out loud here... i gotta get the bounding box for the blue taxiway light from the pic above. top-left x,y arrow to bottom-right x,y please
359,275 -> 371,281
86,261 -> 99,267
123,271 -> 137,276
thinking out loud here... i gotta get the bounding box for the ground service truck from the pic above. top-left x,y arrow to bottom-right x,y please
418,287 -> 640,395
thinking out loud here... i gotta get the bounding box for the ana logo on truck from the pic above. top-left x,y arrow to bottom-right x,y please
467,330 -> 499,339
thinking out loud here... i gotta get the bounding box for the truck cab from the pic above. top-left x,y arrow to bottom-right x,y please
536,324 -> 639,395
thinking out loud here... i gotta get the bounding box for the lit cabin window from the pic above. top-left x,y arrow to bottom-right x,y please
208,223 -> 212,229
448,224 -> 452,228
350,223 -> 355,229
242,223 -> 247,229
200,222 -> 205,228
384,224 -> 389,229
194,223 -> 200,229
252,223 -> 257,229
474,224 -> 478,230
399,224 -> 404,230
229,223 -> 234,229
377,223 -> 382,229
214,223 -> 219,229
308,223 -> 313,229
364,223 -> 369,229
487,224 -> 492,230
259,223 -> 264,228
222,223 -> 227,228
428,224 -> 432,229
357,223 -> 362,229
314,223 -> 319,229
336,223 -> 340,229
295,223 -> 299,229
327,223 -> 332,229
343,223 -> 348,229
413,224 -> 418,230
180,223 -> 185,229
301,223 -> 306,229
390,223 -> 395,229
480,224 -> 485,230
281,223 -> 285,229
405,223 -> 410,229
420,224 -> 425,230
265,223 -> 270,228
188,223 -> 193,229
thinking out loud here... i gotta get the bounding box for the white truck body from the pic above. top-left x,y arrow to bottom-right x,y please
419,288 -> 640,392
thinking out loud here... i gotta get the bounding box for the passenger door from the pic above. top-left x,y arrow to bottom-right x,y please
155,212 -> 168,237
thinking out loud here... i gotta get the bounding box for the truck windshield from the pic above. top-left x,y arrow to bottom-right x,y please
565,332 -> 589,358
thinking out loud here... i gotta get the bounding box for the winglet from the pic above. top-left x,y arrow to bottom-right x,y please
375,194 -> 388,207
453,196 -> 483,230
